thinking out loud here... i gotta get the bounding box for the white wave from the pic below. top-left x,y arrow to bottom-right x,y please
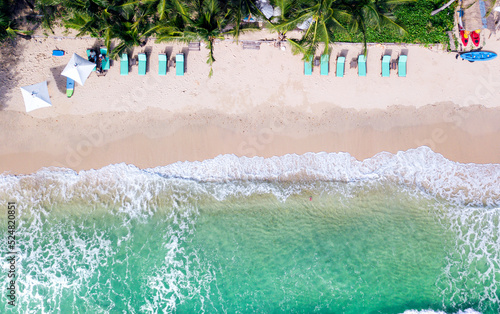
436,205 -> 500,311
0,220 -> 116,313
152,147 -> 499,206
141,204 -> 217,313
0,147 -> 498,313
0,147 -> 498,207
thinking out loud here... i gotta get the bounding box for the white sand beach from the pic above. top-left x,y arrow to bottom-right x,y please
1,29 -> 500,174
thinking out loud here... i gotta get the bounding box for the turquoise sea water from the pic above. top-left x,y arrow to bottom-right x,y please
0,148 -> 499,313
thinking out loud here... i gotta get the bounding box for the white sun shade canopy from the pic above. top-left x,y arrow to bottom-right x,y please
61,53 -> 96,86
20,81 -> 52,112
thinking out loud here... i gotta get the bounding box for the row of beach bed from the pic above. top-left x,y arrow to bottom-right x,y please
120,52 -> 185,76
306,54 -> 407,77
120,52 -> 406,77
81,48 -> 185,76
83,49 -> 186,76
79,47 -> 405,79
66,49 -> 184,97
65,48 -> 406,98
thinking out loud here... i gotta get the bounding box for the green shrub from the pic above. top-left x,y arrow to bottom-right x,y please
335,0 -> 455,44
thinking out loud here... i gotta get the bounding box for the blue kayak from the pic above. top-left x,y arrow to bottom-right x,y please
460,51 -> 497,61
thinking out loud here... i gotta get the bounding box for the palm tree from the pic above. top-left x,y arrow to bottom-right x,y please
270,0 -> 409,59
336,0 -> 411,54
0,2 -> 14,41
137,0 -> 191,54
0,0 -> 32,41
267,0 -> 302,43
284,0 -> 348,59
141,0 -> 190,22
62,0 -> 124,51
109,1 -> 159,58
59,0 -> 156,59
25,0 -> 415,65
227,0 -> 265,41
156,0 -> 234,77
34,0 -> 62,32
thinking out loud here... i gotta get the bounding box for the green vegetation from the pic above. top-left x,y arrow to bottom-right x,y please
0,0 -> 19,41
335,0 -> 455,45
0,0 -> 13,41
0,0 -> 32,42
2,0 -> 454,74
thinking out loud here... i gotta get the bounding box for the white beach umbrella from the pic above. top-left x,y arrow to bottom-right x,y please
259,3 -> 274,19
20,81 -> 52,112
273,7 -> 281,17
297,17 -> 313,30
61,53 -> 95,86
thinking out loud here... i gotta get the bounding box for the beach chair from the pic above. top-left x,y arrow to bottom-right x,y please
304,55 -> 313,75
358,54 -> 367,77
189,42 -> 201,51
138,53 -> 147,76
176,53 -> 184,76
66,77 -> 74,98
336,56 -> 345,77
243,41 -> 261,50
314,57 -> 320,67
320,54 -> 329,76
382,55 -> 391,77
100,47 -> 110,71
398,55 -> 407,77
120,53 -> 129,76
158,54 -> 167,76
86,49 -> 97,71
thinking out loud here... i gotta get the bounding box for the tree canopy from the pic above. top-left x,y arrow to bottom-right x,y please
2,0 -> 455,75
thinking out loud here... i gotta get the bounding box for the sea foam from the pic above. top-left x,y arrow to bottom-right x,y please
0,147 -> 498,313
1,146 -> 498,207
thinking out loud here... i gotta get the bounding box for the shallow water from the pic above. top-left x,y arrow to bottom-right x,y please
0,147 -> 499,313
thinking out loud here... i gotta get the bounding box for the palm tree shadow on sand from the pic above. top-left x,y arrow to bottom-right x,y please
0,40 -> 24,110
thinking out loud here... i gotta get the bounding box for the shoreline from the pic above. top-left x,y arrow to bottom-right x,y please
1,103 -> 499,175
2,30 -> 500,175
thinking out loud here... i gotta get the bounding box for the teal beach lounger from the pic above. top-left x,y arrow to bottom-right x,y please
336,56 -> 345,77
382,55 -> 391,77
86,49 -> 97,71
176,53 -> 184,76
304,55 -> 313,75
138,53 -> 147,76
320,54 -> 329,76
398,55 -> 407,77
120,53 -> 129,76
158,54 -> 167,76
100,47 -> 110,71
358,54 -> 366,77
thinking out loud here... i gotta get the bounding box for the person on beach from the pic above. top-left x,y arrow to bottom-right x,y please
96,53 -> 105,73
88,49 -> 97,63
